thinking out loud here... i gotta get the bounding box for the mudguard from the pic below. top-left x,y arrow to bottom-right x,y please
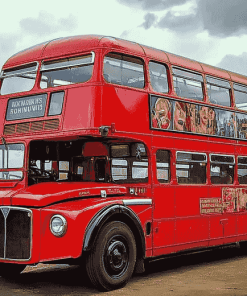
83,204 -> 146,259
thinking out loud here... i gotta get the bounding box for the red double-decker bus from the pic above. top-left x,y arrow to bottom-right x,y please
1,35 -> 247,291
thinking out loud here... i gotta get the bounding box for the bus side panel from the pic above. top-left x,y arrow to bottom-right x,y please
151,138 -> 176,256
153,219 -> 175,256
62,86 -> 97,131
173,137 -> 210,250
39,204 -> 96,261
125,205 -> 153,256
152,187 -> 175,256
237,213 -> 247,237
101,87 -> 149,134
208,141 -> 237,246
39,199 -> 151,262
0,99 -> 7,136
175,186 -> 209,250
236,143 -> 247,242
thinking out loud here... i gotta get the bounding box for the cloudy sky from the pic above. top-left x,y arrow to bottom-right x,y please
1,0 -> 247,75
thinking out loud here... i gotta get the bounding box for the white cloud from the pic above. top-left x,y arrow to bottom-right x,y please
0,0 -> 246,79
19,11 -> 78,36
217,52 -> 247,76
117,0 -> 190,11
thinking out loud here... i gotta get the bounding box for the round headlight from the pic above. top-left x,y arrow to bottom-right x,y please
50,215 -> 67,237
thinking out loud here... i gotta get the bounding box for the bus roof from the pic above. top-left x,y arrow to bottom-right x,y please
3,34 -> 247,84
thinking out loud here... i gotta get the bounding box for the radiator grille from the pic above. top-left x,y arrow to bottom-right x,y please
0,207 -> 31,260
44,119 -> 60,130
30,121 -> 44,132
16,122 -> 30,134
4,119 -> 59,136
4,125 -> 16,135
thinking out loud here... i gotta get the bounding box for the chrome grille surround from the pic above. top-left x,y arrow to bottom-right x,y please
0,207 -> 32,261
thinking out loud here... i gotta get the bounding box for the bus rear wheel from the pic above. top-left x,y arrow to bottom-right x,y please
0,263 -> 26,278
86,221 -> 136,291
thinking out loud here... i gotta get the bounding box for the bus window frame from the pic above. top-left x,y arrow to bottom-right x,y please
0,62 -> 39,96
39,52 -> 95,89
237,155 -> 247,184
206,76 -> 232,107
172,66 -> 204,102
155,149 -> 171,183
148,60 -> 169,94
233,83 -> 247,111
176,151 -> 207,185
103,51 -> 146,90
0,62 -> 39,79
209,153 -> 235,185
40,52 -> 95,72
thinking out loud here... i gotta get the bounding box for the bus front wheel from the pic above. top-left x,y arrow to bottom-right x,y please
86,221 -> 136,291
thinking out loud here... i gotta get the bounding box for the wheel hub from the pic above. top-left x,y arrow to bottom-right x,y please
105,239 -> 128,277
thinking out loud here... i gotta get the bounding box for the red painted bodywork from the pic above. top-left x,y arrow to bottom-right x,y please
0,35 -> 247,266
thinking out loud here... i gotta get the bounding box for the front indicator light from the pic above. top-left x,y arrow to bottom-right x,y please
50,215 -> 67,237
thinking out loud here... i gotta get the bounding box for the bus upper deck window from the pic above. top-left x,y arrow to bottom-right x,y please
149,61 -> 168,93
0,62 -> 38,95
172,67 -> 204,101
48,92 -> 65,116
234,83 -> 247,111
206,76 -> 231,107
103,53 -> 145,89
40,53 -> 94,89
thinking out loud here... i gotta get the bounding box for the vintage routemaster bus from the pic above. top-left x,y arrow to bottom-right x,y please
1,35 -> 247,291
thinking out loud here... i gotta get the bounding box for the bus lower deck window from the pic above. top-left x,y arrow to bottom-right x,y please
210,154 -> 234,184
238,156 -> 247,184
110,143 -> 148,183
156,150 -> 170,183
176,151 -> 207,184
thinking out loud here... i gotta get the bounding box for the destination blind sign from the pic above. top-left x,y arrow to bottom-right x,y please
6,94 -> 47,121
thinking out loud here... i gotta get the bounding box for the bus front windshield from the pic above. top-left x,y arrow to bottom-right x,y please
28,140 -> 148,186
0,143 -> 24,180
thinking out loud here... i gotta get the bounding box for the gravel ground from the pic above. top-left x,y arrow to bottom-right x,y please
1,245 -> 247,295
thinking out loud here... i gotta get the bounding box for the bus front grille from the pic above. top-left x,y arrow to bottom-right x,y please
0,207 -> 32,260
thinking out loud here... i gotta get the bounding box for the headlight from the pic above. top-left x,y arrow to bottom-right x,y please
50,215 -> 67,237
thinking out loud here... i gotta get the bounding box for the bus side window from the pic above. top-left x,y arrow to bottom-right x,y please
176,151 -> 207,184
59,161 -> 69,180
210,154 -> 234,184
206,76 -> 231,107
149,62 -> 169,93
238,156 -> 247,184
156,150 -> 170,183
111,159 -> 128,181
172,67 -> 204,101
40,54 -> 94,89
234,83 -> 247,111
103,53 -> 145,89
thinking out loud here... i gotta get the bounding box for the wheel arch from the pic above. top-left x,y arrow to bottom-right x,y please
83,204 -> 146,260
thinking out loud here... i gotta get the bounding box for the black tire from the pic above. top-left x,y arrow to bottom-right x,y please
0,263 -> 26,278
86,221 -> 136,291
